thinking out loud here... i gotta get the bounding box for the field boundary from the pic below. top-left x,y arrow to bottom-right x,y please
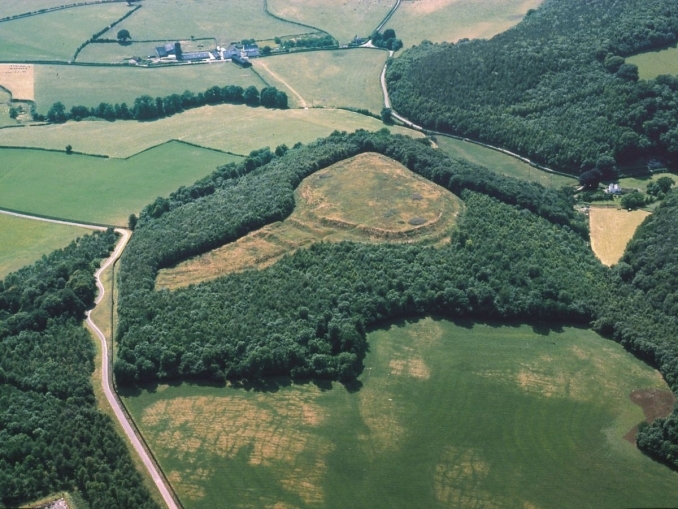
73,4 -> 142,62
0,206 -> 121,229
122,139 -> 246,160
374,0 -> 402,34
0,144 -> 110,158
0,0 -> 132,24
262,0 -> 334,39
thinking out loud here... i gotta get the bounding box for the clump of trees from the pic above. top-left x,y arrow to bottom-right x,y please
277,34 -> 337,50
371,29 -> 403,51
42,84 -> 288,123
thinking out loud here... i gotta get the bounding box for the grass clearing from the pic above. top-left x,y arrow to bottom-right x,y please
123,319 -> 678,508
157,152 -> 461,288
436,136 -> 576,189
0,64 -> 34,100
113,0 -> 307,47
0,214 -> 89,278
0,3 -> 132,61
0,105 -> 421,158
34,64 -> 265,113
589,207 -> 651,267
386,0 -> 543,48
0,142 -> 236,225
617,172 -> 677,193
627,45 -> 678,80
254,49 -> 386,112
267,0 -> 396,43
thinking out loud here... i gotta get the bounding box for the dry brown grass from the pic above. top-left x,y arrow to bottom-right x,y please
157,153 -> 461,289
589,207 -> 650,266
434,446 -> 500,508
0,64 -> 34,101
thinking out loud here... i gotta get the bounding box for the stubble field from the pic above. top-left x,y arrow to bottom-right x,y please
589,207 -> 651,267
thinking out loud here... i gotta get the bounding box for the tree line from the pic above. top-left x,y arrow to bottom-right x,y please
0,231 -> 158,508
386,0 -> 678,175
41,83 -> 288,123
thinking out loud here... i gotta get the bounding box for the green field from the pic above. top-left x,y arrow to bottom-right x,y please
0,3 -> 132,61
386,0 -> 542,48
627,45 -> 678,80
0,214 -> 90,278
0,105 -> 421,158
436,136 -> 576,189
34,64 -> 265,113
0,0 -> 73,19
112,0 -> 306,47
0,142 -> 237,225
254,49 -> 386,111
267,0 -> 395,43
618,171 -> 677,192
123,319 -> 678,508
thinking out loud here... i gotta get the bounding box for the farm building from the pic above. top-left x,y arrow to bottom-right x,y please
155,43 -> 176,58
605,183 -> 622,195
243,44 -> 260,58
181,51 -> 211,62
220,45 -> 240,60
232,54 -> 252,68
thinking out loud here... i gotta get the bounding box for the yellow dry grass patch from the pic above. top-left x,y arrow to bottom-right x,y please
157,153 -> 461,289
589,207 -> 650,266
0,64 -> 34,100
434,446 -> 500,508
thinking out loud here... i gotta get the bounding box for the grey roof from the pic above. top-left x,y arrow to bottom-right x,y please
181,51 -> 211,61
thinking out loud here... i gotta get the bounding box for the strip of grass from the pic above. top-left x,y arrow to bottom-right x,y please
0,141 -> 237,225
0,3 -> 132,61
436,136 -> 576,189
0,214 -> 89,278
386,0 -> 542,48
0,105 -> 421,158
254,49 -> 386,112
34,63 -> 266,113
112,0 -> 306,47
627,45 -> 678,80
266,0 -> 396,43
122,319 -> 678,508
589,207 -> 651,267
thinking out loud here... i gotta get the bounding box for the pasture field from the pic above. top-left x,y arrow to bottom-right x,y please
123,319 -> 678,508
266,0 -> 395,43
0,0 -> 72,19
589,207 -> 651,267
0,105 -> 420,158
254,49 -> 386,112
436,136 -> 576,189
0,142 -> 236,225
34,64 -> 265,113
627,45 -> 678,80
157,152 -> 461,289
112,0 -> 307,47
0,3 -> 132,61
386,0 -> 543,47
618,171 -> 676,192
0,214 -> 89,278
0,64 -> 34,101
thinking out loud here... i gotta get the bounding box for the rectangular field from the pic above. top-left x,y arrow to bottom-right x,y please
0,64 -> 34,100
386,0 -> 542,47
266,0 -> 396,43
254,49 -> 386,111
0,105 -> 421,158
589,207 -> 651,267
0,214 -> 91,278
437,136 -> 576,189
123,319 -> 678,508
627,45 -> 678,80
0,4 -> 132,61
34,63 -> 266,113
0,142 -> 237,225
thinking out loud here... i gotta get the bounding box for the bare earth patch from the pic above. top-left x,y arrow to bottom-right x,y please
589,207 -> 650,266
0,64 -> 34,100
624,388 -> 676,443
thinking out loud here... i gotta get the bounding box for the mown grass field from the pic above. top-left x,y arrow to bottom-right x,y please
123,319 -> 678,508
113,0 -> 306,47
0,214 -> 89,278
0,142 -> 236,225
0,3 -> 132,61
589,207 -> 651,267
254,49 -> 386,112
386,0 -> 542,47
627,45 -> 678,80
436,136 -> 576,189
0,0 -> 71,19
267,0 -> 395,43
34,64 -> 265,113
157,152 -> 461,288
0,105 -> 420,158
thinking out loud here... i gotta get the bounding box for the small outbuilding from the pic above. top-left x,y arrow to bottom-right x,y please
243,44 -> 259,58
232,54 -> 252,68
155,42 -> 176,58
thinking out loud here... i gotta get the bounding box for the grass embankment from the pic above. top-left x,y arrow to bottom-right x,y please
627,45 -> 678,80
0,105 -> 421,158
254,49 -> 386,112
34,64 -> 266,113
266,0 -> 395,43
157,152 -> 461,289
589,207 -> 651,267
0,142 -> 236,225
0,214 -> 90,278
436,136 -> 576,189
112,0 -> 305,47
0,3 -> 132,61
122,319 -> 678,508
385,0 -> 543,47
